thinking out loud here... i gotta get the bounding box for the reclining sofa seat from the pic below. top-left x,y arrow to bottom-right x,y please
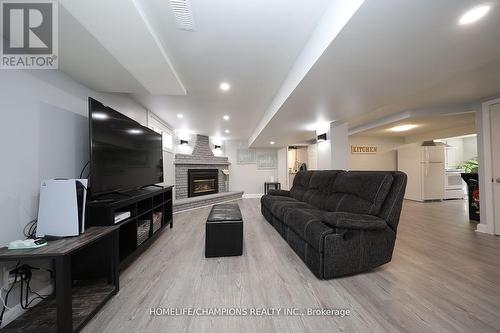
261,170 -> 407,279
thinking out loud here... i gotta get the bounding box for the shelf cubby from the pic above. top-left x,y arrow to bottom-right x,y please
86,186 -> 173,267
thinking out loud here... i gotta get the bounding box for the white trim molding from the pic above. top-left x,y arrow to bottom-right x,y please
476,97 -> 500,235
476,223 -> 494,234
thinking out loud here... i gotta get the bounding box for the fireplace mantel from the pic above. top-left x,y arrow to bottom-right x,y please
174,160 -> 230,166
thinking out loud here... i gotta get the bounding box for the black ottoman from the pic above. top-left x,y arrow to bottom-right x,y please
205,204 -> 243,257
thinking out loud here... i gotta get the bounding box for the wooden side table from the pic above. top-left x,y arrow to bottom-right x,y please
0,226 -> 119,333
264,182 -> 281,195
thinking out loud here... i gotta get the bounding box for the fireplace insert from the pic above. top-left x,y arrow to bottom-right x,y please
188,169 -> 219,197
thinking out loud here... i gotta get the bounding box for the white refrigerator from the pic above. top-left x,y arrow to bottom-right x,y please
398,145 -> 445,201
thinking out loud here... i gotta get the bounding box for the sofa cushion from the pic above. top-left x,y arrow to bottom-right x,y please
302,170 -> 342,210
283,208 -> 334,252
261,194 -> 297,212
267,189 -> 291,197
271,201 -> 316,221
290,171 -> 313,201
324,172 -> 394,215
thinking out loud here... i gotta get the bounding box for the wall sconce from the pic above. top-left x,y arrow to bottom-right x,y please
214,145 -> 221,150
317,133 -> 327,142
180,139 -> 189,145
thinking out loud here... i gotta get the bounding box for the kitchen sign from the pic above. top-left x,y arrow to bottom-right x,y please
351,145 -> 377,154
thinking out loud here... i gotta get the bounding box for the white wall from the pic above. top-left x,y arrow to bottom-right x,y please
315,125 -> 332,169
307,143 -> 318,170
349,135 -> 405,171
0,70 -> 148,246
0,69 -> 148,326
463,136 -> 478,161
225,140 -> 279,195
173,130 -> 196,155
330,122 -> 349,170
439,135 -> 477,168
443,137 -> 465,168
277,148 -> 288,189
313,121 -> 349,170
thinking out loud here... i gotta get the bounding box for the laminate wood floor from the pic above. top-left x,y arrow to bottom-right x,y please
83,199 -> 500,333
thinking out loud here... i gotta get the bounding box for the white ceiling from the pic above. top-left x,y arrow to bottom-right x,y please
250,0 -> 500,147
59,0 -> 334,138
131,0 -> 335,139
355,113 -> 476,137
59,6 -> 148,94
60,0 -> 186,95
58,0 -> 500,146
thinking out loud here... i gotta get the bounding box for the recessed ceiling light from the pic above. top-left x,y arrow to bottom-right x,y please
223,115 -> 230,120
225,129 -> 230,133
270,141 -> 275,145
220,82 -> 230,91
92,112 -> 108,120
177,114 -> 183,119
128,129 -> 143,134
388,124 -> 418,132
458,4 -> 491,25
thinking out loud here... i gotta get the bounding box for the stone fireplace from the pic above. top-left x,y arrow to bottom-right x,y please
174,135 -> 230,200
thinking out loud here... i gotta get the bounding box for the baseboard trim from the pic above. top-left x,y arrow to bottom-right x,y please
476,223 -> 495,235
242,194 -> 263,199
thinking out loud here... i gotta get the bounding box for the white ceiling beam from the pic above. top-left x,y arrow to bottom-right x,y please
60,0 -> 186,95
248,0 -> 365,146
349,104 -> 478,135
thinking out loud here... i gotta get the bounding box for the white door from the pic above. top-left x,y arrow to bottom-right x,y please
490,103 -> 500,235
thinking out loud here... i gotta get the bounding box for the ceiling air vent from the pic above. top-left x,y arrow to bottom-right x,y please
170,0 -> 196,31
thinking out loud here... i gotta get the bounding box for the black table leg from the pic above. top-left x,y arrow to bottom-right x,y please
55,255 -> 72,333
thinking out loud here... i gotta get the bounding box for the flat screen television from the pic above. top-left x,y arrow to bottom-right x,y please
88,98 -> 163,196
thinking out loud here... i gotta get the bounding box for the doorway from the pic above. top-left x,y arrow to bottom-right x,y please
288,146 -> 309,187
490,102 -> 500,235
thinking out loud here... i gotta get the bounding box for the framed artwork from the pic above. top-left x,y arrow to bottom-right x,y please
257,150 -> 277,169
237,148 -> 256,164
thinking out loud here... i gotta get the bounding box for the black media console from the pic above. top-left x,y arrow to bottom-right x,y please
86,185 -> 173,267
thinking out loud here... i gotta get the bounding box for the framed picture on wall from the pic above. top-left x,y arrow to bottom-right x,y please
257,150 -> 277,169
237,148 -> 256,164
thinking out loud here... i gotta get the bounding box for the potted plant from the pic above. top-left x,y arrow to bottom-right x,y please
458,157 -> 478,173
